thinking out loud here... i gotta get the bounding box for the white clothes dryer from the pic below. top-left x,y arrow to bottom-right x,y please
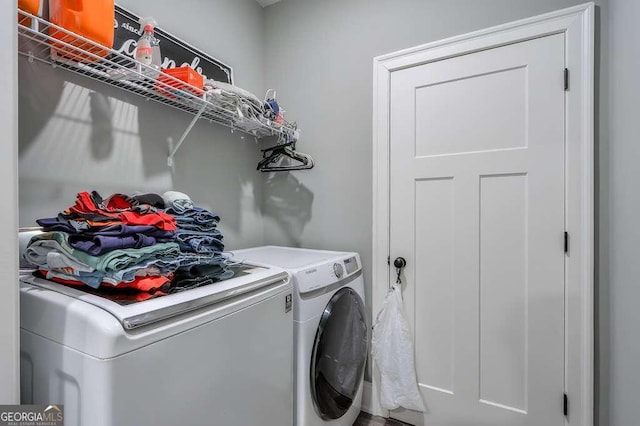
19,261 -> 293,426
233,246 -> 368,426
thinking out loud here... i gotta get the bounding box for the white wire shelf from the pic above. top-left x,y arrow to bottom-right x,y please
17,9 -> 299,165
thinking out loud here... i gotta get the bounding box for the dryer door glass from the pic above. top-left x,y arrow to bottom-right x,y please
310,287 -> 368,420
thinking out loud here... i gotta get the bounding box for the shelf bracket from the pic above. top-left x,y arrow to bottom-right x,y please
167,101 -> 208,167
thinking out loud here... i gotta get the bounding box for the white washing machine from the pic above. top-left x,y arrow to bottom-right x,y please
234,246 -> 368,426
19,257 -> 294,426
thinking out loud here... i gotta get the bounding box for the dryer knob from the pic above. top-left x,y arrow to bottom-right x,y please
333,263 -> 344,278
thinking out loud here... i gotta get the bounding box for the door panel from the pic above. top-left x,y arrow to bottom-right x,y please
415,178 -> 455,394
415,67 -> 528,156
479,173 -> 527,412
389,33 -> 565,426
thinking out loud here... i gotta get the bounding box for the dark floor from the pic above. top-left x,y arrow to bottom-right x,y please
353,412 -> 412,426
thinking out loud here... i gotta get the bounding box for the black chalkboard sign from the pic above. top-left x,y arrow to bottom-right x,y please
109,5 -> 233,84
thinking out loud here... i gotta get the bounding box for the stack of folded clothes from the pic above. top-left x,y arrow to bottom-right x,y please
24,190 -> 233,297
161,191 -> 234,292
25,191 -> 181,294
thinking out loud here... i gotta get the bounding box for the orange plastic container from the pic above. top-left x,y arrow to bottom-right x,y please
19,0 -> 40,14
156,67 -> 205,98
49,0 -> 115,63
18,0 -> 41,26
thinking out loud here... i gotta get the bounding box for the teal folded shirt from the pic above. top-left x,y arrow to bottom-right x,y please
29,232 -> 180,273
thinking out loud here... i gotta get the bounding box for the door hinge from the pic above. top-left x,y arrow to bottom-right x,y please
387,256 -> 390,266
564,68 -> 569,91
563,393 -> 569,416
564,232 -> 569,253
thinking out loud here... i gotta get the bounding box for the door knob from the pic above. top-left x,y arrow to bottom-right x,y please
393,257 -> 407,269
393,257 -> 406,284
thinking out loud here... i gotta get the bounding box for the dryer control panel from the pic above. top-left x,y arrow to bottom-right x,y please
344,256 -> 358,274
296,255 -> 360,294
333,263 -> 344,278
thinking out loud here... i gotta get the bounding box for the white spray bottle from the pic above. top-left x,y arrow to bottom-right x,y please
135,17 -> 161,79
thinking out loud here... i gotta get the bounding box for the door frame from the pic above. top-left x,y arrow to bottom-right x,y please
371,3 -> 594,424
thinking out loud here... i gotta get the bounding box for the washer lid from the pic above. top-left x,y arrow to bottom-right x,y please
20,263 -> 288,331
233,246 -> 346,270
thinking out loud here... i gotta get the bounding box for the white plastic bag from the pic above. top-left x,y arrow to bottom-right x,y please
371,284 -> 426,412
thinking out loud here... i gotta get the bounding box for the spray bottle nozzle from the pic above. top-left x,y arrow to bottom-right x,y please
139,17 -> 158,33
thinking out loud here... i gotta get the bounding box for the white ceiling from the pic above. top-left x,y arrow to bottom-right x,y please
256,0 -> 281,7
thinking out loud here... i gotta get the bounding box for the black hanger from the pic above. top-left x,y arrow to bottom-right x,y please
257,140 -> 314,172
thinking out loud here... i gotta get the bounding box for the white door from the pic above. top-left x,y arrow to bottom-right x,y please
389,33 -> 566,425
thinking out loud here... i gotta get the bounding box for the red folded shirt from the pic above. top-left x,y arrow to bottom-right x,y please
40,270 -> 171,293
65,191 -> 176,231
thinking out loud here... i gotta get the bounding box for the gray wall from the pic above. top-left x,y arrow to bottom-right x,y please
263,0 -> 620,423
0,1 -> 20,404
607,0 -> 639,424
19,0 -> 268,250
